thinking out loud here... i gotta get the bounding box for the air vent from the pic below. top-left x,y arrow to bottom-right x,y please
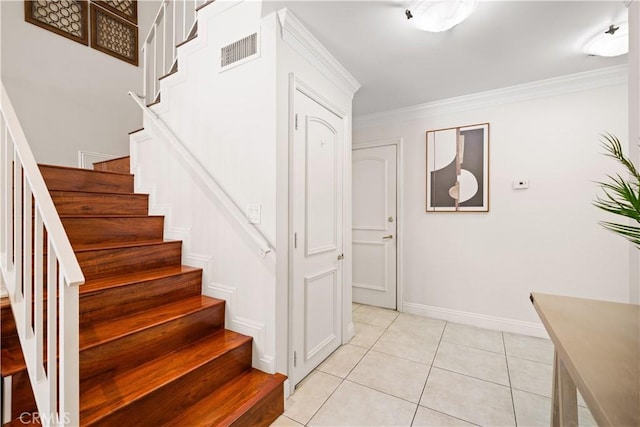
221,33 -> 258,69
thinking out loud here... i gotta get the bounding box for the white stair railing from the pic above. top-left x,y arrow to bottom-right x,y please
128,92 -> 273,257
0,82 -> 85,426
142,0 -> 209,102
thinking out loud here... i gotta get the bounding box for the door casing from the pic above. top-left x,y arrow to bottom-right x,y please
287,74 -> 352,388
352,138 -> 404,312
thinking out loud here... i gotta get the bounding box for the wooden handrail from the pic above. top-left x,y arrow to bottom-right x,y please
128,91 -> 274,257
0,81 -> 84,426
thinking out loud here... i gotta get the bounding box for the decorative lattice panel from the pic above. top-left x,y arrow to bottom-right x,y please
24,0 -> 89,45
94,0 -> 136,24
90,4 -> 138,65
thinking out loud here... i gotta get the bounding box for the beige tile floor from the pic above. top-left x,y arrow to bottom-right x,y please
271,304 -> 598,427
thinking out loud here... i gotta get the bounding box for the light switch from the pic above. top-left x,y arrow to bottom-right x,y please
513,179 -> 529,190
246,204 -> 261,224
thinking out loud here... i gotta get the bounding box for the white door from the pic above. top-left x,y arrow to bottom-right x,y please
291,89 -> 344,387
352,144 -> 397,309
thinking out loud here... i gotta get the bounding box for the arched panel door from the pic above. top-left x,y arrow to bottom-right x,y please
290,88 -> 344,387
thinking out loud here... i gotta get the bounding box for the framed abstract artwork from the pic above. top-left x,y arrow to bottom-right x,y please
426,123 -> 490,212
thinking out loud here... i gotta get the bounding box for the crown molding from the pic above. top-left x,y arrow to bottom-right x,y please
354,64 -> 628,130
277,8 -> 361,98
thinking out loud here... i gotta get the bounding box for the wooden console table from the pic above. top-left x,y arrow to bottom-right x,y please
530,293 -> 639,426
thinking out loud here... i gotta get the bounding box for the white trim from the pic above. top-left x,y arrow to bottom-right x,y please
0,273 -> 7,298
277,8 -> 361,98
345,321 -> 355,342
288,74 -> 351,387
296,79 -> 347,118
403,302 -> 549,339
77,151 -> 121,169
352,137 -> 404,312
354,65 -> 628,130
283,379 -> 292,399
2,376 -> 11,424
207,283 -> 275,373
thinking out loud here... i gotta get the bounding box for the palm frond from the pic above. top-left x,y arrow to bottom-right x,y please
599,221 -> 640,246
594,134 -> 640,247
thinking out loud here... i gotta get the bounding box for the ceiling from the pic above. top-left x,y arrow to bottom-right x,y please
263,1 -> 629,116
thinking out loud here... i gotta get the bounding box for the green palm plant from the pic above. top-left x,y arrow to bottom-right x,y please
594,133 -> 640,246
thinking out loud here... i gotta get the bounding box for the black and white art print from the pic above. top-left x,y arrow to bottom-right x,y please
426,123 -> 489,212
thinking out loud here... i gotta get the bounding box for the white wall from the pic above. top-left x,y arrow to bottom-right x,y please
1,0 -> 160,167
132,1 -> 357,379
135,0 -> 279,373
629,2 -> 640,305
273,9 -> 358,377
354,68 -> 630,336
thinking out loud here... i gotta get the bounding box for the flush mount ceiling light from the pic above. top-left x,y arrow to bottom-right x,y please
405,0 -> 478,32
584,22 -> 629,57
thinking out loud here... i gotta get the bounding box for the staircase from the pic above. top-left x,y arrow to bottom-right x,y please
1,156 -> 285,426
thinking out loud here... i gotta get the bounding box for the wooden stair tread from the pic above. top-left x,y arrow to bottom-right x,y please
164,369 -> 286,427
79,295 -> 223,349
147,93 -> 161,107
76,240 -> 182,280
195,1 -> 215,12
50,189 -> 146,197
1,298 -> 23,376
49,190 -> 149,216
80,265 -> 201,294
1,343 -> 27,376
72,239 -> 171,252
94,155 -> 129,162
2,415 -> 40,426
61,215 -> 163,220
38,163 -> 133,177
92,157 -> 130,175
40,164 -> 134,193
0,266 -> 200,301
159,67 -> 178,81
80,329 -> 252,424
176,21 -> 198,48
3,295 -> 222,376
62,216 -> 164,246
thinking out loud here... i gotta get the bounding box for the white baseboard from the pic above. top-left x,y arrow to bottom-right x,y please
207,283 -> 275,373
344,321 -> 355,344
0,274 -> 7,298
77,151 -> 121,169
402,302 -> 549,339
283,379 -> 292,399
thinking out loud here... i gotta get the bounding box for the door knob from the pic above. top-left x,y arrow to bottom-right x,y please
382,235 -> 393,240
337,254 -> 344,260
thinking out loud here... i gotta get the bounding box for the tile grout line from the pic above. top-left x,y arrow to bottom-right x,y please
302,307 -> 399,426
429,366 -> 512,389
507,353 -> 554,366
410,319 -> 447,426
293,307 -> 554,426
503,331 -> 519,427
439,337 -> 507,356
348,310 -> 458,423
